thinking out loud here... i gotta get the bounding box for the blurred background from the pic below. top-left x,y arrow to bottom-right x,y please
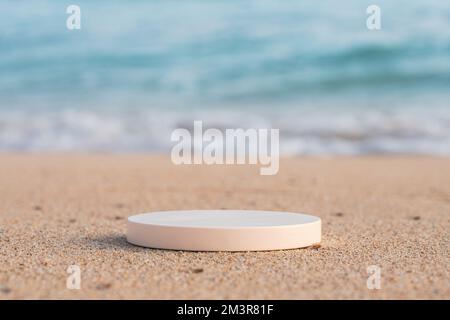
0,0 -> 449,154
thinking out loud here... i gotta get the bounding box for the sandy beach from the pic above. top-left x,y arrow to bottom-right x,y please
0,154 -> 448,299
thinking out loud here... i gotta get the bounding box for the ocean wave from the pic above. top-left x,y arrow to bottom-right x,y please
1,0 -> 450,104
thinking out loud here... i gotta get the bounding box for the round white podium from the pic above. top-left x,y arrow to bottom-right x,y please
127,210 -> 321,251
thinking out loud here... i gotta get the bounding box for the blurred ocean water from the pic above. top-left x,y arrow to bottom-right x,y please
0,0 -> 449,154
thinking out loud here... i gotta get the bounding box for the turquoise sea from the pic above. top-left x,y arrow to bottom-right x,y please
0,0 -> 449,154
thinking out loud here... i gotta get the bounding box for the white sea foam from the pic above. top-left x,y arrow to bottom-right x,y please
1,107 -> 449,155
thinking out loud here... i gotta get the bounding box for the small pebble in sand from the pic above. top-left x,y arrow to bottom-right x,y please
69,218 -> 76,223
114,216 -> 123,220
0,285 -> 11,294
96,283 -> 112,290
412,216 -> 421,220
334,212 -> 344,217
33,205 -> 42,211
192,268 -> 204,274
